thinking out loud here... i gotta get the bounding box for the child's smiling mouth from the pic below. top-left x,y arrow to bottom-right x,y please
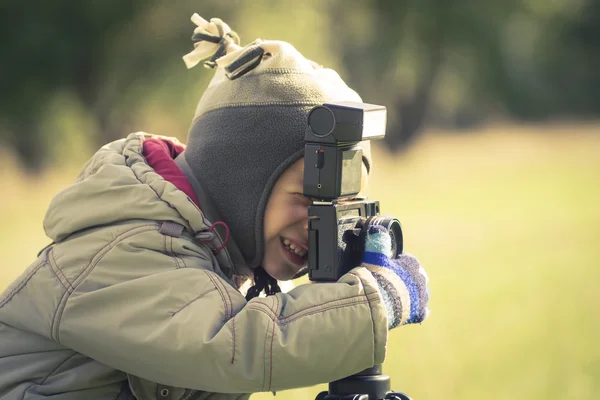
280,237 -> 308,266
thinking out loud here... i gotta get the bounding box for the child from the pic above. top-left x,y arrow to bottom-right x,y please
0,14 -> 429,400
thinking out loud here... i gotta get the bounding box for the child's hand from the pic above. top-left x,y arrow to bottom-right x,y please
360,225 -> 430,329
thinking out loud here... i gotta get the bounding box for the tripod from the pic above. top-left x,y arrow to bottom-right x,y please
315,365 -> 411,400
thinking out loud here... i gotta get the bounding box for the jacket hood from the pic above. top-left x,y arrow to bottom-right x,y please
44,132 -> 209,242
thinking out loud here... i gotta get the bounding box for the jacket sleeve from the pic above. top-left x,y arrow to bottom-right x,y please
56,242 -> 388,394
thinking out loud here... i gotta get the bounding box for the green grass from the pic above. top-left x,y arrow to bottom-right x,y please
1,123 -> 599,399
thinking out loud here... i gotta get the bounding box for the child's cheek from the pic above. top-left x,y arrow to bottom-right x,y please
290,204 -> 309,221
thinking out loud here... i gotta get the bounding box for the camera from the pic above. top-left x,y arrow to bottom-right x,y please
304,101 -> 403,281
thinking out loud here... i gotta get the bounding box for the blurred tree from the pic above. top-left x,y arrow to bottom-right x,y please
328,0 -> 523,149
329,0 -> 599,148
0,0 -> 234,171
327,0 -> 442,149
539,0 -> 600,117
0,1 -> 152,170
0,0 -> 598,169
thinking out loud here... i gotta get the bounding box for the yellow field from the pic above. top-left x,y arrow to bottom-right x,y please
1,123 -> 599,399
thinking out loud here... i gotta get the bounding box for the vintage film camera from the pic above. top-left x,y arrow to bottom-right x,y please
304,101 -> 404,282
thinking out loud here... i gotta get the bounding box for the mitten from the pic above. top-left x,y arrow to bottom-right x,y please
361,226 -> 430,329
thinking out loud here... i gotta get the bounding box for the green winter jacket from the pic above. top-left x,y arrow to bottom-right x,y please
0,132 -> 388,399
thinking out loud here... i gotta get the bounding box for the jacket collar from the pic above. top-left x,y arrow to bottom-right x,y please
174,151 -> 253,279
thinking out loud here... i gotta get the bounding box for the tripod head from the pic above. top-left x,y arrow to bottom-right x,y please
315,366 -> 411,400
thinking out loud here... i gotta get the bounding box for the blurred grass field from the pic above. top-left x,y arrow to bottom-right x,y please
1,124 -> 599,399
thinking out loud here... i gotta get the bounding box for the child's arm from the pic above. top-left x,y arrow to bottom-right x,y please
56,239 -> 388,394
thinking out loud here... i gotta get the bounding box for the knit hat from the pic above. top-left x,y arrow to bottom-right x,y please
182,14 -> 371,268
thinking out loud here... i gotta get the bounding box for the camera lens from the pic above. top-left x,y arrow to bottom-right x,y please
365,217 -> 403,258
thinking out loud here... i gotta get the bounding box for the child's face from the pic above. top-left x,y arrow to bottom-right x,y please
263,158 -> 312,281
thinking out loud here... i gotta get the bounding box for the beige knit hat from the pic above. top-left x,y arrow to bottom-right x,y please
182,14 -> 371,268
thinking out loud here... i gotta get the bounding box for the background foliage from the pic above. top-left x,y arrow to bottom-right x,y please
0,0 -> 598,168
0,1 -> 598,399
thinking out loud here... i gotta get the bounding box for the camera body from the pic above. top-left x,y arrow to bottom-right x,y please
304,102 -> 403,281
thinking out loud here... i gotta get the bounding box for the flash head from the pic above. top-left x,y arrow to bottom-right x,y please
304,101 -> 387,200
305,102 -> 387,144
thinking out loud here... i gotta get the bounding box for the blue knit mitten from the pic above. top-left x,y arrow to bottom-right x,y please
361,226 -> 430,329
